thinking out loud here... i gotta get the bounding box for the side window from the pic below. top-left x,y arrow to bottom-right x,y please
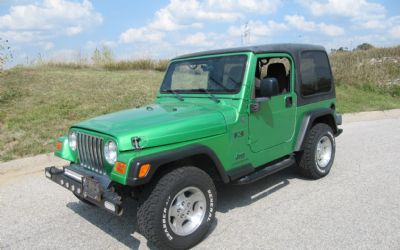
300,51 -> 332,96
254,57 -> 291,98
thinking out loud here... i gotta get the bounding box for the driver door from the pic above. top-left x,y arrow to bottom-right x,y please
248,54 -> 296,153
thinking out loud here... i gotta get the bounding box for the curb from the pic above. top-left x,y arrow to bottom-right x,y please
343,108 -> 400,123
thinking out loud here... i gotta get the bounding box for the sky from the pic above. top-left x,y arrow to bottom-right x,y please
1,0 -> 400,66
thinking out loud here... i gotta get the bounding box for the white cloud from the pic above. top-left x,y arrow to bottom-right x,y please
119,0 -> 284,48
208,0 -> 282,13
147,0 -> 282,31
298,0 -> 391,30
226,20 -> 287,44
66,26 -> 83,36
318,23 -> 344,36
390,26 -> 400,39
179,32 -> 214,47
0,30 -> 41,43
39,41 -> 54,50
228,20 -> 287,36
0,0 -> 102,43
148,0 -> 236,31
299,0 -> 385,20
148,0 -> 237,31
284,15 -> 316,31
285,15 -> 344,36
359,15 -> 400,31
119,27 -> 165,43
149,5 -> 204,31
298,0 -> 400,42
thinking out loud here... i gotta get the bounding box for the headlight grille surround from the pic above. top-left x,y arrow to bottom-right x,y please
104,140 -> 117,165
68,132 -> 77,151
76,132 -> 106,174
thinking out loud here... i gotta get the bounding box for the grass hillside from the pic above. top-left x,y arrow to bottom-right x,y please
331,46 -> 400,112
0,68 -> 162,161
0,46 -> 399,161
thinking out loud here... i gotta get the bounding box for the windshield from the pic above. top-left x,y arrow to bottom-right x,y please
160,55 -> 247,94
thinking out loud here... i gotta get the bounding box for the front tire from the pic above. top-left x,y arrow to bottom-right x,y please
297,123 -> 336,179
137,167 -> 217,249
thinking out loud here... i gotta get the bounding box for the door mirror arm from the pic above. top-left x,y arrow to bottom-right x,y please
250,97 -> 270,113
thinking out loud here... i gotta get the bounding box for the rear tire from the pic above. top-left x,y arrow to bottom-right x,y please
297,123 -> 336,179
137,167 -> 217,249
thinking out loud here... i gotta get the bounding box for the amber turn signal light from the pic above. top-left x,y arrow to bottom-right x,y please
56,141 -> 62,150
114,162 -> 127,174
138,163 -> 151,178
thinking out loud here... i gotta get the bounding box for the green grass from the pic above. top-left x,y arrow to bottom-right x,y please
336,84 -> 400,113
1,46 -> 400,161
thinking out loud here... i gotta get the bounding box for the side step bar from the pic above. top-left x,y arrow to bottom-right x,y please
235,156 -> 295,185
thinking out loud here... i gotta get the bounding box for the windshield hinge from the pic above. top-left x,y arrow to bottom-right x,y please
131,137 -> 142,150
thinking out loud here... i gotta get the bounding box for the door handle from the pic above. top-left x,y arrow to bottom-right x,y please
285,96 -> 293,107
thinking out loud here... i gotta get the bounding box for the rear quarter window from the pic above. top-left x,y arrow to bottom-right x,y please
300,51 -> 332,96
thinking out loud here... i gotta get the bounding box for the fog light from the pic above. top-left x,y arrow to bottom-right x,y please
71,185 -> 75,191
65,182 -> 69,188
104,201 -> 116,212
60,179 -> 64,185
77,188 -> 81,194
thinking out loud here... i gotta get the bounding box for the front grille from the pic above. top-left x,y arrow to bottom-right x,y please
77,132 -> 105,174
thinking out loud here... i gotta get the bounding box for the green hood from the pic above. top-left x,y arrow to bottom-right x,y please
73,102 -> 227,151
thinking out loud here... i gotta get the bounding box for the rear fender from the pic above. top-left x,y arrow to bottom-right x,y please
295,108 -> 342,151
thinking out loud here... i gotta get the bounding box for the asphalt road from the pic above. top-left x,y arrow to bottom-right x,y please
1,110 -> 400,249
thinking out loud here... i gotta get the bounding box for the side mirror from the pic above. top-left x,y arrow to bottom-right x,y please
259,77 -> 279,98
250,77 -> 279,113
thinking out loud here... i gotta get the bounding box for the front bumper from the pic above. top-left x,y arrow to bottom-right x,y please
45,165 -> 123,215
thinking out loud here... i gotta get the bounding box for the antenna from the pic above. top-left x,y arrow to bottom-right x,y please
241,22 -> 251,45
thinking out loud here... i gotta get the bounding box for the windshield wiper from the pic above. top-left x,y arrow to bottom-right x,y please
196,88 -> 220,103
163,89 -> 184,101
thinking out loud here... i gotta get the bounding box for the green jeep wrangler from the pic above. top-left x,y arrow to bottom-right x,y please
45,43 -> 342,249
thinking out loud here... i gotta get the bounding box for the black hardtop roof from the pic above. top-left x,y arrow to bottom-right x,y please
173,43 -> 326,60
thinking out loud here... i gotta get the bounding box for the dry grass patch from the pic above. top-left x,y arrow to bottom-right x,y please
0,67 -> 163,161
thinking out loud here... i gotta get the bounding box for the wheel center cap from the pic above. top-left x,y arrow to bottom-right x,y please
177,201 -> 193,219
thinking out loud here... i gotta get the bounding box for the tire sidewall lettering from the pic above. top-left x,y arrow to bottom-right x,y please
162,195 -> 173,241
207,189 -> 214,222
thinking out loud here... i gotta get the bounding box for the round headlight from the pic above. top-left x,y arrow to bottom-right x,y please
104,140 -> 117,165
68,132 -> 77,151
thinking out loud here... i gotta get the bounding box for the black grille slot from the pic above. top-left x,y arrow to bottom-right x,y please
77,133 -> 105,174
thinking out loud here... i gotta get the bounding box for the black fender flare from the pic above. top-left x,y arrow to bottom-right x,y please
294,108 -> 342,152
126,144 -> 230,186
